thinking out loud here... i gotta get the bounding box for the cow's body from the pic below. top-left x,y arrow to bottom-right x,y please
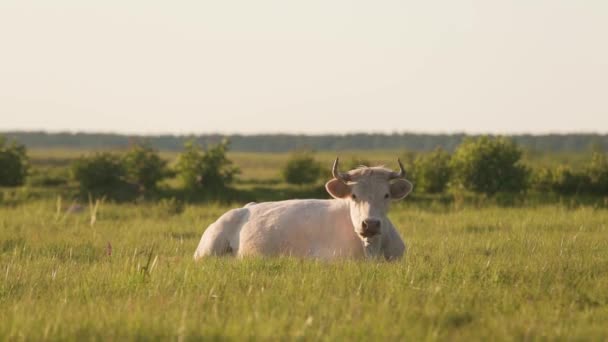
193,199 -> 406,260
194,159 -> 413,261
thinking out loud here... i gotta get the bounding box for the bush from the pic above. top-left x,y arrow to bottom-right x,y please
550,166 -> 591,195
28,167 -> 69,187
123,144 -> 169,192
530,167 -> 554,193
413,148 -> 451,193
283,152 -> 322,186
0,136 -> 28,187
71,152 -> 134,199
586,152 -> 608,195
530,153 -> 608,196
175,139 -> 239,194
451,136 -> 528,195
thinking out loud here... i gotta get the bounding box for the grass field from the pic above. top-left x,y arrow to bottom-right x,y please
1,199 -> 607,340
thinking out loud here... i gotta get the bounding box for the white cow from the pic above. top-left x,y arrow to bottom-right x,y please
194,158 -> 413,261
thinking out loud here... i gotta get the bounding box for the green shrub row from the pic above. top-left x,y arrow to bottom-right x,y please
70,140 -> 236,200
408,137 -> 608,196
530,152 -> 608,195
2,135 -> 608,199
284,137 -> 608,197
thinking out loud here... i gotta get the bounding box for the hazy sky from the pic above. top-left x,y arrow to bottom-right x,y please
1,1 -> 607,134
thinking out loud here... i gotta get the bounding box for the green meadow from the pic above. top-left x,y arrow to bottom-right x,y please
1,149 -> 608,340
2,201 -> 608,340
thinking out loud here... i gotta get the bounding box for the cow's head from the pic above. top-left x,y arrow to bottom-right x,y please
325,158 -> 413,258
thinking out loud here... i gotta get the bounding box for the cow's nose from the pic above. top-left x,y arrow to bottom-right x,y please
361,219 -> 381,237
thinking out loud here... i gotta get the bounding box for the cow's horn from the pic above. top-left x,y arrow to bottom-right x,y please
332,157 -> 350,183
389,159 -> 407,179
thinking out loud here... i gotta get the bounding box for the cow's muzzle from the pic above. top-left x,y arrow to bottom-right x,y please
360,219 -> 381,238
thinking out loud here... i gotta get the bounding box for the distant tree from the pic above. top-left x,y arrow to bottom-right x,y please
450,136 -> 529,195
413,148 -> 451,193
0,136 -> 28,186
123,144 -> 169,192
283,152 -> 322,186
175,139 -> 239,194
71,152 -> 133,199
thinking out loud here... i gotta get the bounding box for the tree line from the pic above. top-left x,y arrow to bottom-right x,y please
3,131 -> 608,153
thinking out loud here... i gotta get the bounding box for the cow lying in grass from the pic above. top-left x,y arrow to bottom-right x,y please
194,158 -> 413,261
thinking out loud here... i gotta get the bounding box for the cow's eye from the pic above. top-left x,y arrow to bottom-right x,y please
351,194 -> 357,200
384,193 -> 390,199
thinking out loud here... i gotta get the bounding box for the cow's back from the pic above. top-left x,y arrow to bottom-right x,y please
237,199 -> 363,258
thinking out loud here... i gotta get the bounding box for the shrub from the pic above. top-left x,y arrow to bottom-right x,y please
71,152 -> 133,198
123,144 -> 169,192
586,152 -> 608,195
413,148 -> 451,193
451,136 -> 528,195
551,166 -> 591,195
283,152 -> 322,186
0,136 -> 28,187
175,139 -> 239,194
28,167 -> 69,187
529,167 -> 554,192
530,153 -> 607,196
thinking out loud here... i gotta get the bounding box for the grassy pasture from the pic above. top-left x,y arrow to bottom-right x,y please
2,148 -> 607,340
1,199 -> 607,340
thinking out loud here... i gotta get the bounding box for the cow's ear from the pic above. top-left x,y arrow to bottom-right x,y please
390,179 -> 413,200
325,178 -> 351,199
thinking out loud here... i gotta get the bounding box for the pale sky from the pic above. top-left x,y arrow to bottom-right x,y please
1,1 -> 607,135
